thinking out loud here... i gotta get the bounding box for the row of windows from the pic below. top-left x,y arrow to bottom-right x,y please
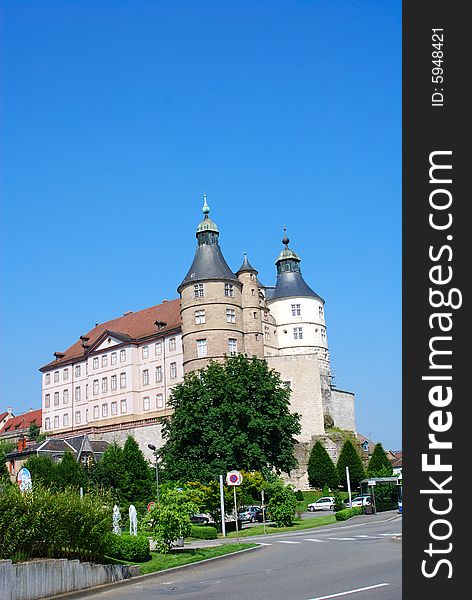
290,304 -> 324,318
142,363 -> 177,384
45,339 -> 179,385
291,327 -> 326,341
44,399 -> 129,430
194,283 -> 236,298
196,338 -> 238,358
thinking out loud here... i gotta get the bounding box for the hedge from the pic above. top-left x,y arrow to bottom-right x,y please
0,484 -> 110,562
190,525 -> 218,540
335,507 -> 363,521
106,534 -> 150,562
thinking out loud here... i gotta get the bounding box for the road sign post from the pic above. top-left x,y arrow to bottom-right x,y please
219,475 -> 226,537
226,470 -> 242,544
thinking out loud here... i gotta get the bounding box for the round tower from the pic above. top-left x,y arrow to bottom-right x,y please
178,196 -> 244,373
236,253 -> 265,358
266,228 -> 331,378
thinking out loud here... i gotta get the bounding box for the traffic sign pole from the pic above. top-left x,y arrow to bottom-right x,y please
219,475 -> 226,537
233,485 -> 239,543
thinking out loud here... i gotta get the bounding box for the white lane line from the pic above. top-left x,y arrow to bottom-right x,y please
307,582 -> 390,599
379,533 -> 401,536
257,542 -> 272,546
304,538 -> 326,542
276,540 -> 301,544
354,535 -> 383,539
327,537 -> 357,541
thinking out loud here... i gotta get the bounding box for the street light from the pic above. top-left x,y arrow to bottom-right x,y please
148,444 -> 159,504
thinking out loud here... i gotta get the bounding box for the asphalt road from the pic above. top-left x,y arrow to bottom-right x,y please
81,515 -> 402,600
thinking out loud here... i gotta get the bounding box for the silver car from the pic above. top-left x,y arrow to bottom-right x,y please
307,496 -> 335,511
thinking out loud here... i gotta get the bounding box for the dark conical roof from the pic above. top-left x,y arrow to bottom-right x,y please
268,227 -> 324,302
178,196 -> 238,292
269,271 -> 324,302
236,253 -> 258,274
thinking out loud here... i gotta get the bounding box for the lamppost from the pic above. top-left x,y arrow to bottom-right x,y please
148,444 -> 159,504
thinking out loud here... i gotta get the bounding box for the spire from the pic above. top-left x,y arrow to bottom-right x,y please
237,252 -> 258,274
275,226 -> 301,268
178,194 -> 237,292
196,193 -> 219,242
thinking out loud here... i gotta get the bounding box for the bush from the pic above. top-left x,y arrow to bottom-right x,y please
190,525 -> 218,540
266,481 -> 297,527
295,490 -> 304,501
0,484 -> 111,561
335,507 -> 362,521
107,534 -> 150,562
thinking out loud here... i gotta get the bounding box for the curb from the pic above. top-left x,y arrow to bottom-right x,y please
40,544 -> 262,600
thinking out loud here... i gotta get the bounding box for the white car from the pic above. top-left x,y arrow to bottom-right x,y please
307,496 -> 335,511
348,495 -> 372,507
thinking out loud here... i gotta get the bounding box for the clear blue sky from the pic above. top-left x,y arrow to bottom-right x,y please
1,1 -> 401,450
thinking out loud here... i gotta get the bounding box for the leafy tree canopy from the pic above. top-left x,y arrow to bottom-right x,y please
337,439 -> 365,490
121,436 -> 153,504
159,355 -> 301,483
55,451 -> 87,490
366,443 -> 394,477
307,441 -> 339,490
28,423 -> 40,441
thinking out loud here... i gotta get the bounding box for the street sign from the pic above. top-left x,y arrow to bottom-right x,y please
17,467 -> 32,492
147,501 -> 156,512
367,480 -> 377,486
226,470 -> 243,486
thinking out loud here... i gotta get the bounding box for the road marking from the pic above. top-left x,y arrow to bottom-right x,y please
379,533 -> 401,536
258,542 -> 272,546
307,582 -> 390,599
354,535 -> 383,539
304,538 -> 326,542
276,540 -> 301,544
327,537 -> 357,541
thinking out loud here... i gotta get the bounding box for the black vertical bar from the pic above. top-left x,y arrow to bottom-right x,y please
403,1 -> 467,597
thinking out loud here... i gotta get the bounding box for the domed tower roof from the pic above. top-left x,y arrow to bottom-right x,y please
178,195 -> 238,292
269,227 -> 324,302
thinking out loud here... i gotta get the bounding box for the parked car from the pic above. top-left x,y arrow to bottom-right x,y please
347,495 -> 372,507
254,506 -> 268,522
190,513 -> 213,524
307,496 -> 335,511
238,506 -> 261,523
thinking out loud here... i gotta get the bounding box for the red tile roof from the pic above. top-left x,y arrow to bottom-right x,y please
40,299 -> 181,370
0,408 -> 42,433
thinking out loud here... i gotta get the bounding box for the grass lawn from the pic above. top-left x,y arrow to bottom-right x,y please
138,543 -> 257,574
225,515 -> 337,538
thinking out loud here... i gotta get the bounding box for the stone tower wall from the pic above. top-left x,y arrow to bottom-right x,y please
180,280 -> 244,373
237,271 -> 265,358
267,354 -> 325,443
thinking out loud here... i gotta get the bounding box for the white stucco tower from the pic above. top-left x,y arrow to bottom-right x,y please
266,227 -> 331,379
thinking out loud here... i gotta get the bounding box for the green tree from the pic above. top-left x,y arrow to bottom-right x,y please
121,436 -> 153,504
143,488 -> 198,553
337,439 -> 365,490
28,423 -> 40,441
23,455 -> 58,487
266,479 -> 297,527
307,441 -> 339,490
91,442 -> 126,497
366,443 -> 394,477
0,441 -> 15,483
55,452 -> 87,490
159,355 -> 301,482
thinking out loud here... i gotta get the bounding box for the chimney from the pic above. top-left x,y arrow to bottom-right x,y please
54,352 -> 65,360
154,320 -> 167,330
17,437 -> 27,453
7,406 -> 13,416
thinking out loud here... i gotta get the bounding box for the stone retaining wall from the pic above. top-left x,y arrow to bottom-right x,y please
0,558 -> 140,600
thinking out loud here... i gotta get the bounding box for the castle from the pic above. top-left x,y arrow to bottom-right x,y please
39,196 -> 356,487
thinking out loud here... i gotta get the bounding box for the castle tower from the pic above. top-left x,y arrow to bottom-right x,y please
236,254 -> 265,358
266,228 -> 331,379
178,196 -> 244,373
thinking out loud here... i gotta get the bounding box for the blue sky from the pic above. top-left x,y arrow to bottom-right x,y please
1,1 -> 401,449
